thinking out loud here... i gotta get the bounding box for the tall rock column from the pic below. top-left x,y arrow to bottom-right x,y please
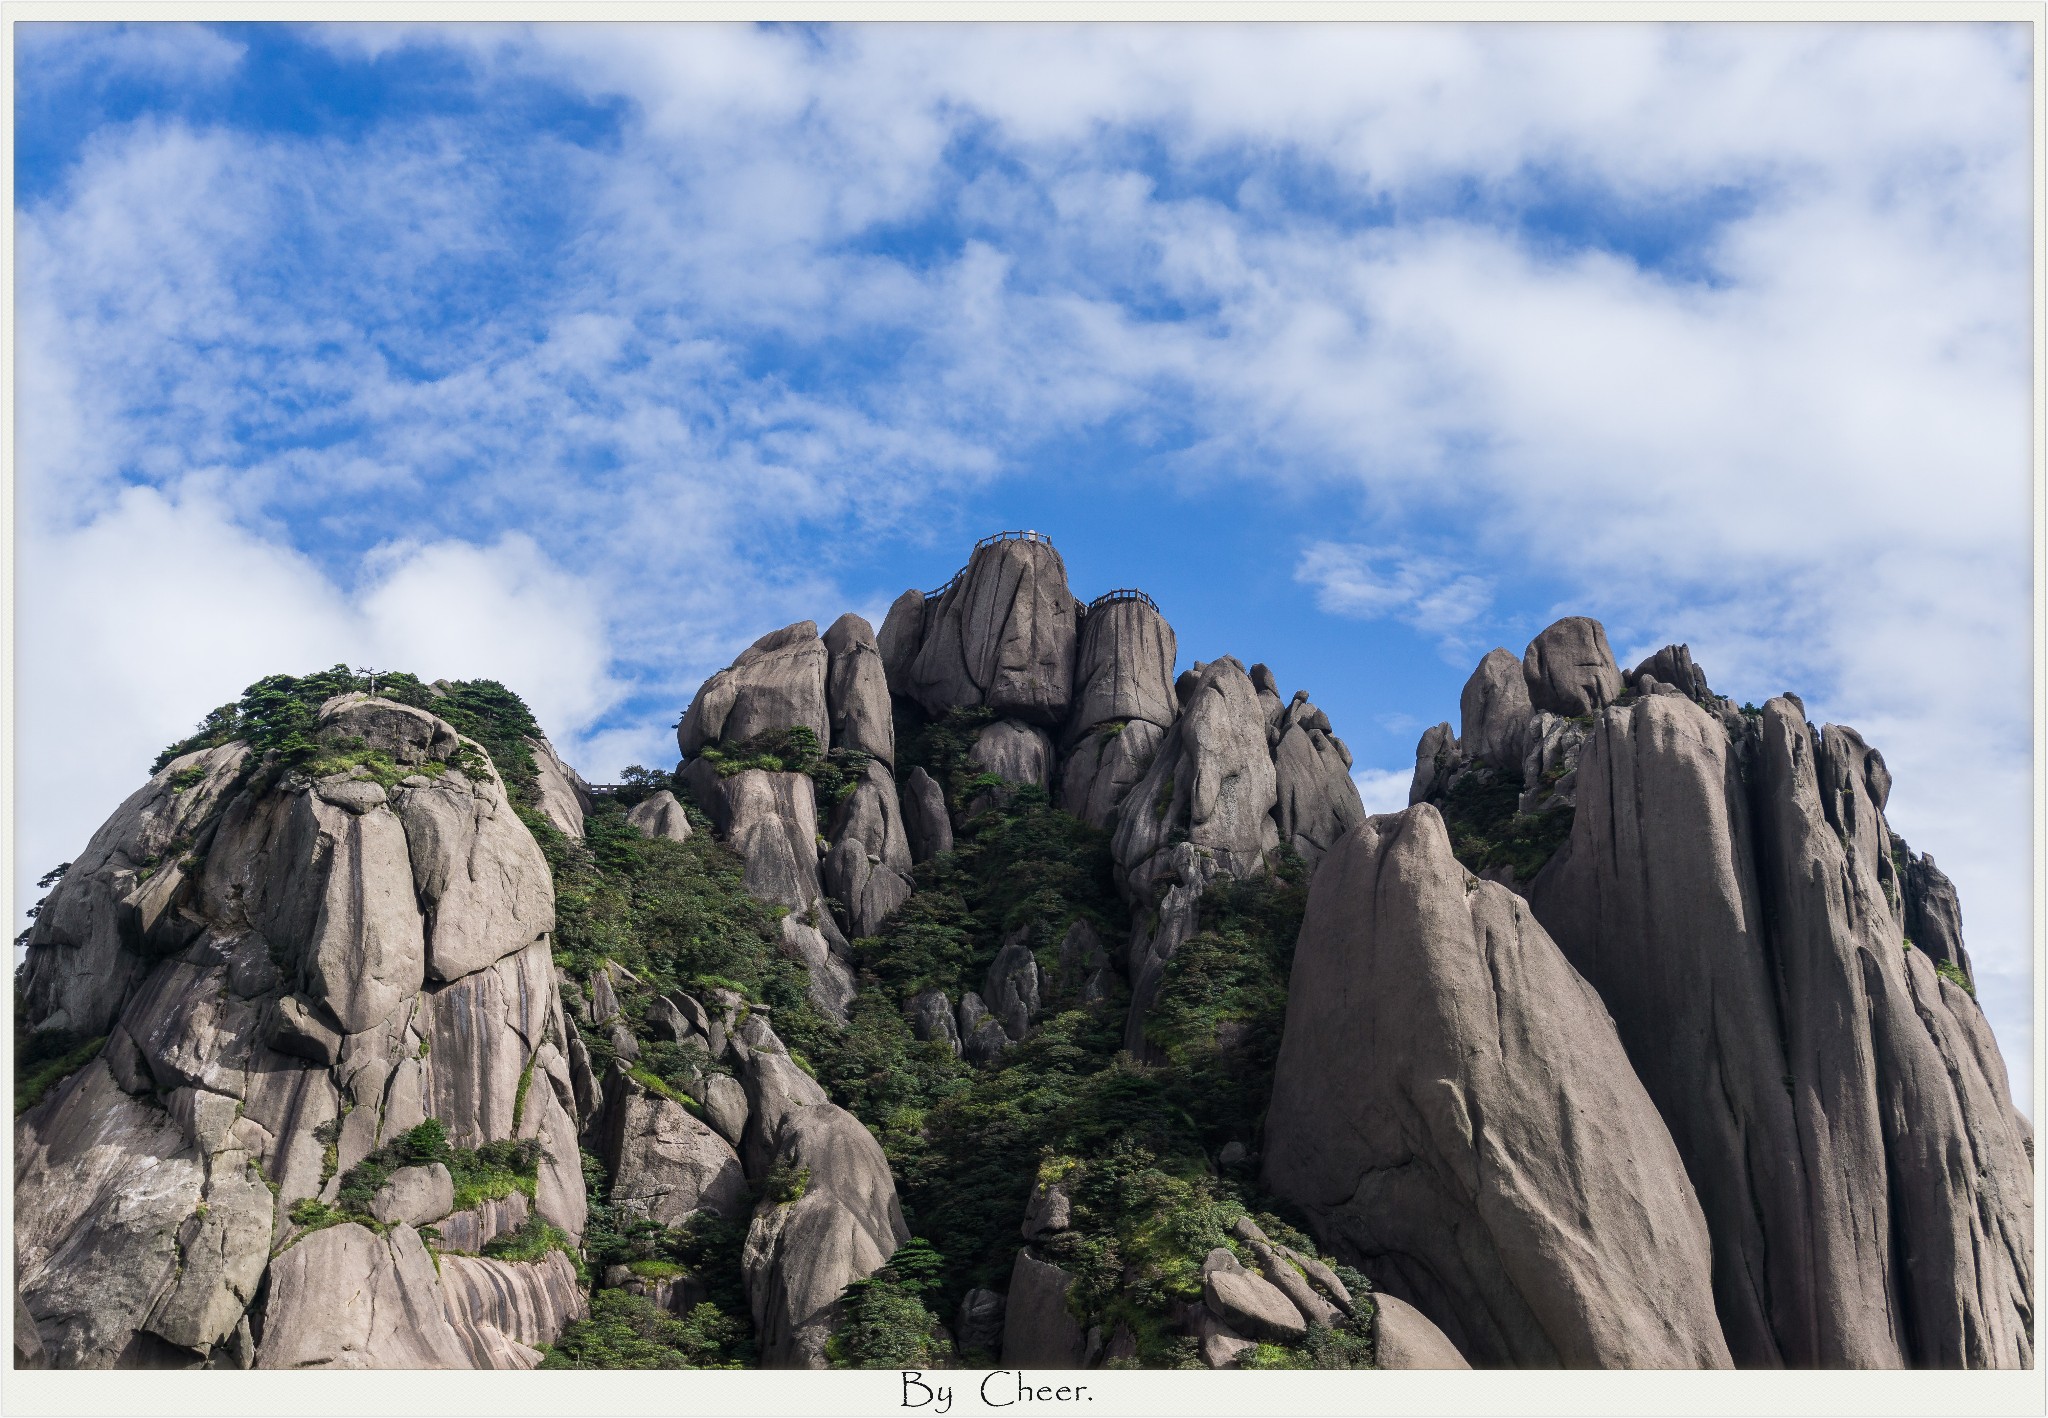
1526,686 -> 2033,1367
1263,806 -> 1731,1369
1057,593 -> 1177,829
901,535 -> 1078,725
15,695 -> 588,1369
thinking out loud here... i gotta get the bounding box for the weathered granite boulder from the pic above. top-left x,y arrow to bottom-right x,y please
596,1069 -> 749,1225
14,696 -> 589,1370
910,989 -> 962,1056
625,789 -> 693,843
1522,616 -> 1623,718
1527,691 -> 2033,1368
732,1014 -> 911,1368
1056,718 -> 1165,829
257,1224 -> 473,1369
677,622 -> 831,757
877,588 -> 927,699
1631,643 -> 1711,701
1113,657 -> 1277,887
1459,647 -> 1533,774
19,741 -> 248,1042
1263,806 -> 1731,1368
1407,722 -> 1460,806
1270,694 -> 1364,865
1900,846 -> 1973,983
525,735 -> 594,839
823,612 -> 895,763
901,766 -> 954,863
1374,1293 -> 1471,1370
679,761 -> 850,987
967,719 -> 1055,791
1002,1252 -> 1087,1368
903,537 -> 1078,725
370,1163 -> 455,1228
983,936 -> 1046,1041
828,760 -> 914,876
1203,1264 -> 1306,1343
822,834 -> 913,943
1066,595 -> 1177,740
438,1250 -> 587,1368
391,757 -> 554,983
957,1288 -> 1007,1355
436,1190 -> 531,1255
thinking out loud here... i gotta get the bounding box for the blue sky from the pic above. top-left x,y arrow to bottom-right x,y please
12,21 -> 2034,1104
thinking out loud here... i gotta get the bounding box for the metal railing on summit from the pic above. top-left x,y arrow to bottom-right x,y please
1085,588 -> 1158,614
922,529 -> 1063,600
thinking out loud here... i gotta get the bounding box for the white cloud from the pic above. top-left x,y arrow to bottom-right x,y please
16,21 -> 2029,1100
1351,766 -> 1414,817
1296,543 -> 1493,641
13,487 -> 621,936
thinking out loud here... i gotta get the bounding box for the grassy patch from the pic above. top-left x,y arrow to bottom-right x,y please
14,1034 -> 106,1115
1935,958 -> 1975,997
540,1290 -> 751,1370
1437,767 -> 1574,882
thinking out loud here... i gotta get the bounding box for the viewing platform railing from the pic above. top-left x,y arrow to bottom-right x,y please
923,529 -> 1062,599
1085,588 -> 1158,614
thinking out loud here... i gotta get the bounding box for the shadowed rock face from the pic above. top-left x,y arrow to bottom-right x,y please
1269,694 -> 1364,866
1522,617 -> 1623,718
1459,648 -> 1532,774
823,613 -> 895,764
13,696 -> 588,1370
1527,689 -> 2033,1368
1263,806 -> 1732,1369
1056,719 -> 1164,830
901,539 -> 1078,725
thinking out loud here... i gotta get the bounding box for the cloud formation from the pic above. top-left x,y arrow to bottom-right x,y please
14,21 -> 2030,1099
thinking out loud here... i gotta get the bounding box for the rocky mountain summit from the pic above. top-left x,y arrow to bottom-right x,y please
14,538 -> 2028,1372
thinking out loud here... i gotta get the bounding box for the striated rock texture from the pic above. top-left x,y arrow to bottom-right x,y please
677,622 -> 830,758
1066,595 -> 1177,741
1263,806 -> 1732,1369
526,735 -> 595,840
1522,616 -> 1623,718
1527,690 -> 2034,1368
1269,692 -> 1364,865
900,537 -> 1078,725
14,695 -> 587,1370
823,613 -> 896,764
727,1012 -> 911,1368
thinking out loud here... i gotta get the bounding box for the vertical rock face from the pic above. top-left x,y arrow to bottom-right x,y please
19,741 -> 251,1042
1269,693 -> 1364,866
727,1013 -> 910,1369
822,612 -> 895,764
1522,616 -> 1623,718
526,735 -> 595,840
1263,806 -> 1732,1369
1065,596 -> 1177,742
966,720 -> 1054,791
679,764 -> 843,950
1112,657 -> 1277,886
902,537 -> 1078,725
900,766 -> 953,863
677,622 -> 831,757
14,696 -> 588,1370
1527,690 -> 2033,1368
1056,719 -> 1165,830
1459,647 -> 1532,774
